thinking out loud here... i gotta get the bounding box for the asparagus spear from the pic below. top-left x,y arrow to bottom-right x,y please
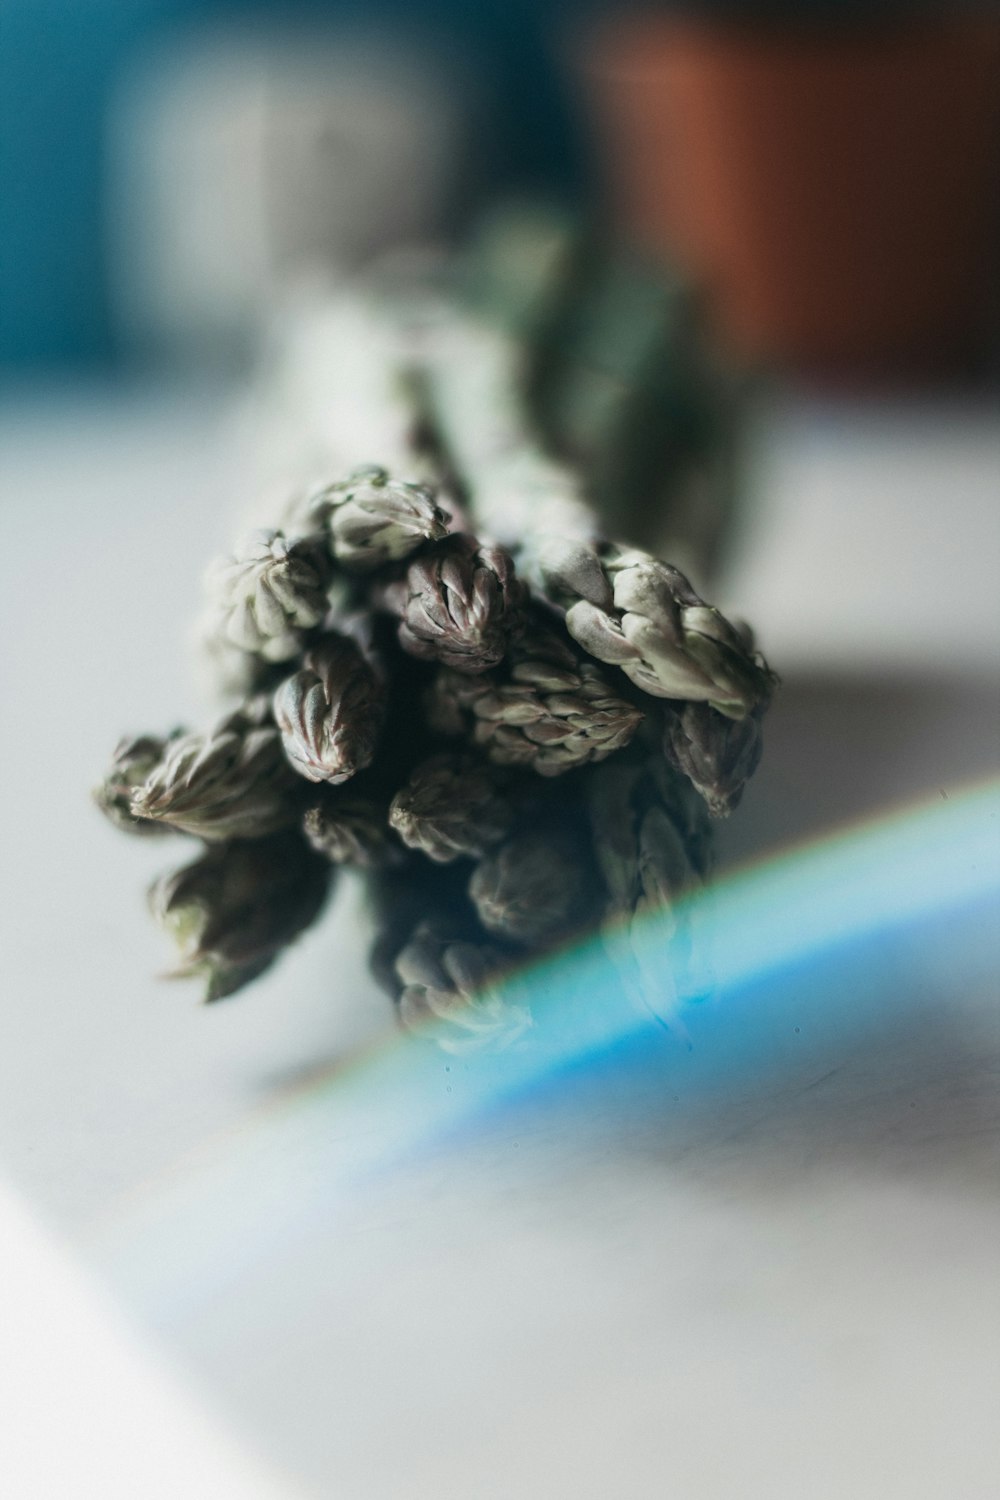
409,307 -> 773,719
468,824 -> 601,948
102,244 -> 777,1027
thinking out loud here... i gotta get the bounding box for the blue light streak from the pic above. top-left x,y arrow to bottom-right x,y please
91,780 -> 1000,1322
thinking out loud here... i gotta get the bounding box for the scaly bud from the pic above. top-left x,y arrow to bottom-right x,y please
663,694 -> 772,816
427,628 -> 642,776
389,754 -> 512,862
130,699 -> 301,840
149,832 -> 330,1001
204,529 -> 331,661
468,827 -> 599,946
308,465 -> 449,572
94,732 -> 181,835
381,533 -> 523,672
563,549 -> 773,717
586,756 -> 711,1023
394,919 -> 531,1053
273,633 -> 385,784
303,793 -> 401,868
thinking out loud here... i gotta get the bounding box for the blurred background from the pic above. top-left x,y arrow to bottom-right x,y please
2,0 -> 999,378
1,3 -> 998,1497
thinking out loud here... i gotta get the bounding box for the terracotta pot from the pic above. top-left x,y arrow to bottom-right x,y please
579,17 -> 1000,376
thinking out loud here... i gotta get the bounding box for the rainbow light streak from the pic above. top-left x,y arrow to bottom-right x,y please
92,780 -> 1000,1322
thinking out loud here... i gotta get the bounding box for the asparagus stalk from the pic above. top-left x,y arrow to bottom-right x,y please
408,306 -> 774,722
102,246 -> 776,1029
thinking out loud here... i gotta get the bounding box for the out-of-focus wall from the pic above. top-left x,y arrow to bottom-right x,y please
0,0 -> 584,372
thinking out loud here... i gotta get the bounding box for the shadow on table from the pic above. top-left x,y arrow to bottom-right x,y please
716,669 -> 998,865
251,671 -> 999,1202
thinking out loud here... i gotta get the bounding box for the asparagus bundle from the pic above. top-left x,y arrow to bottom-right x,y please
95,260 -> 774,1050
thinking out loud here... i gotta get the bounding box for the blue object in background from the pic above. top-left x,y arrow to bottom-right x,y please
1,0 -> 183,369
0,0 -> 585,372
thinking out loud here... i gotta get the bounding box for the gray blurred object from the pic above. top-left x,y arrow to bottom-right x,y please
107,28 -> 469,364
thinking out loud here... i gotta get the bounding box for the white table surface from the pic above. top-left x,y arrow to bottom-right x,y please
1,382 -> 997,1498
